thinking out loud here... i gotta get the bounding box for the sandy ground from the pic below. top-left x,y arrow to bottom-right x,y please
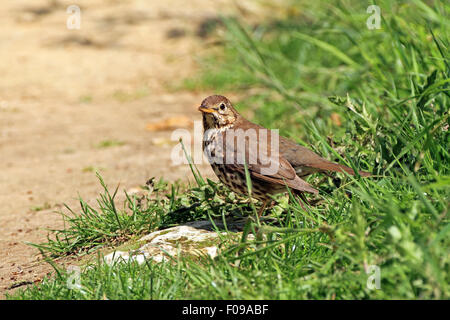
0,0 -> 243,297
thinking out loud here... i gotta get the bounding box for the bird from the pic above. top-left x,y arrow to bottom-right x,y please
198,95 -> 370,216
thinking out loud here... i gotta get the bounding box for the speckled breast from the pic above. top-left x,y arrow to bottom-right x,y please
202,127 -> 285,201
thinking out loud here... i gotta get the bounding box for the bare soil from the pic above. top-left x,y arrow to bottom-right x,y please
0,0 -> 238,297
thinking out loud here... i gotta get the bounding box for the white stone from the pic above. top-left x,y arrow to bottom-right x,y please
103,224 -> 229,265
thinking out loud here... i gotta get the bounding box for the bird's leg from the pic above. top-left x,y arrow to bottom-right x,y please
257,199 -> 270,218
296,192 -> 310,212
322,171 -> 341,188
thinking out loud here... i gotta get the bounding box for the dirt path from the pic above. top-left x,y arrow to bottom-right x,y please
0,0 -> 239,297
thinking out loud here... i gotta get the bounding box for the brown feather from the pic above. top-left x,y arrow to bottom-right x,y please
303,159 -> 371,177
220,127 -> 318,194
234,116 -> 371,177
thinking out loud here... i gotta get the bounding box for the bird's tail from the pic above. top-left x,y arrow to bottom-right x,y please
313,160 -> 371,177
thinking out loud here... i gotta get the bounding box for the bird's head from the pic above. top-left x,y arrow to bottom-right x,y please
198,95 -> 238,130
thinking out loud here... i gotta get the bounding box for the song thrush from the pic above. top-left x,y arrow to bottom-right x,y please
198,95 -> 370,215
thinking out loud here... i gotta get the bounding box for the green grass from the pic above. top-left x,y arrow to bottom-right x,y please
30,202 -> 52,212
96,140 -> 125,149
8,0 -> 449,299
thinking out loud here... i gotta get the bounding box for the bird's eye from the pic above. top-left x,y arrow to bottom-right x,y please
219,103 -> 226,111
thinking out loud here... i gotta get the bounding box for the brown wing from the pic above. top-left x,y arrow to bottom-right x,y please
279,133 -> 371,177
222,130 -> 318,194
248,158 -> 319,194
233,117 -> 370,177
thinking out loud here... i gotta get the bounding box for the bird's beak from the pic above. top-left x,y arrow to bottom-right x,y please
198,106 -> 215,114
